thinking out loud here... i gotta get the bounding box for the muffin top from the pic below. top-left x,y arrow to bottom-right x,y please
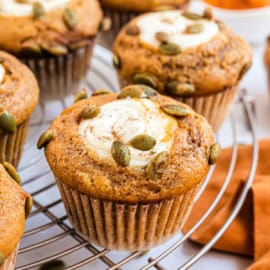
264,36 -> 270,67
0,163 -> 31,262
44,86 -> 217,203
113,10 -> 252,96
0,0 -> 103,56
0,51 -> 39,133
101,0 -> 188,11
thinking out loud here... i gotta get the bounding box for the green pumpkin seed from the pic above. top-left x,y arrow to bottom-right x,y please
0,253 -> 5,266
68,40 -> 89,50
80,105 -> 100,119
139,85 -> 157,97
146,151 -> 169,180
133,73 -> 158,88
37,130 -> 54,149
21,41 -> 42,54
0,111 -> 16,134
111,141 -> 131,167
113,53 -> 121,69
161,104 -> 190,117
40,260 -> 65,270
92,89 -> 111,96
167,81 -> 195,96
155,32 -> 170,43
41,44 -> 68,56
118,85 -> 144,99
3,162 -> 22,186
209,143 -> 221,165
182,12 -> 202,20
126,25 -> 140,36
74,89 -> 88,103
130,134 -> 156,151
186,23 -> 204,34
239,62 -> 251,80
25,196 -> 33,218
33,2 -> 45,18
63,8 -> 77,30
100,17 -> 112,32
159,42 -> 181,55
203,7 -> 213,20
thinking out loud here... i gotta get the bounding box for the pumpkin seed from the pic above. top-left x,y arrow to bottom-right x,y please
113,53 -> 121,69
182,12 -> 202,20
155,32 -> 170,43
208,143 -> 221,165
126,25 -> 140,36
159,42 -> 181,55
139,85 -> 157,97
203,7 -> 213,20
146,151 -> 169,180
3,162 -> 22,186
167,81 -> 195,96
118,85 -> 144,99
100,17 -> 112,32
74,89 -> 88,103
33,2 -> 45,18
111,141 -> 131,167
0,111 -> 16,134
68,40 -> 89,50
0,253 -> 5,265
133,73 -> 158,88
41,44 -> 68,56
37,130 -> 54,149
153,5 -> 175,11
239,62 -> 251,80
80,105 -> 100,119
63,8 -> 77,30
186,23 -> 204,34
25,196 -> 33,218
130,134 -> 156,151
92,89 -> 111,96
21,42 -> 42,54
161,104 -> 190,117
40,260 -> 65,270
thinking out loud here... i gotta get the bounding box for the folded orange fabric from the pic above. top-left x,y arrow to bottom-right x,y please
183,139 -> 270,269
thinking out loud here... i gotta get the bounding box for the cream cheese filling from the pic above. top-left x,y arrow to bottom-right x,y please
79,98 -> 178,168
136,10 -> 219,50
0,0 -> 70,16
0,64 -> 5,84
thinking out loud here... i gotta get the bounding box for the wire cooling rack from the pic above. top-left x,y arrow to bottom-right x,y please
16,46 -> 258,270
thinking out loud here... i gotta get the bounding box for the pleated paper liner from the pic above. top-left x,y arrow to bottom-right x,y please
0,247 -> 18,270
175,85 -> 239,131
0,120 -> 29,168
21,42 -> 94,101
56,178 -> 200,251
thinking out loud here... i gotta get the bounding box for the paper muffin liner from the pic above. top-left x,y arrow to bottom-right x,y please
99,9 -> 139,49
56,178 -> 200,251
0,120 -> 29,168
175,84 -> 239,131
21,42 -> 94,101
0,247 -> 18,270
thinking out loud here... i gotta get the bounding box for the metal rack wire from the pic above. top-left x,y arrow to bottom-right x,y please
16,47 -> 258,270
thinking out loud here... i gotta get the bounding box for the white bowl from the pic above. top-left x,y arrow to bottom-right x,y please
189,0 -> 270,44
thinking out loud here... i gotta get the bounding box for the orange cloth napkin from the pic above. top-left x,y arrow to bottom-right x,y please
183,139 -> 270,269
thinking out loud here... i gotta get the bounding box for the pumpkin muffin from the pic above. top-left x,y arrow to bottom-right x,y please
0,0 -> 103,100
41,85 -> 219,251
113,10 -> 252,130
0,51 -> 39,167
264,36 -> 270,96
99,0 -> 189,48
0,163 -> 32,270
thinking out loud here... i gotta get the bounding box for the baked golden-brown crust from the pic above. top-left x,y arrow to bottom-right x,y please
264,36 -> 270,68
45,92 -> 215,203
101,0 -> 188,11
0,0 -> 103,55
113,14 -> 252,95
0,164 -> 30,260
0,51 -> 39,125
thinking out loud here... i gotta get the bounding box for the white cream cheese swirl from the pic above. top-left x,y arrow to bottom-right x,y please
0,64 -> 5,84
79,98 -> 178,168
136,10 -> 219,50
0,0 -> 70,16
